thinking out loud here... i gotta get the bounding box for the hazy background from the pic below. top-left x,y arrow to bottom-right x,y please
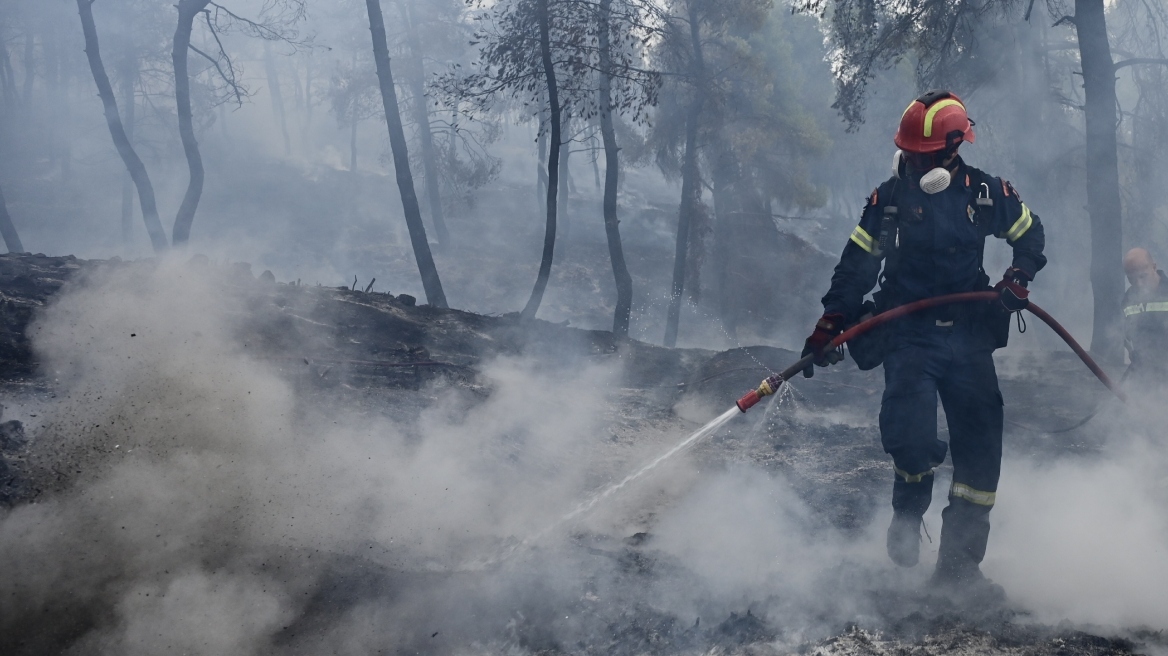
1,1 -> 1167,651
4,0 -> 1161,351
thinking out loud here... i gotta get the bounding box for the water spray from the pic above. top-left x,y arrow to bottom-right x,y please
736,291 -> 1126,413
476,293 -> 1120,569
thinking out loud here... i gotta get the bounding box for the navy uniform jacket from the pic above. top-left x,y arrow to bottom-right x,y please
822,158 -> 1046,320
1122,270 -> 1168,374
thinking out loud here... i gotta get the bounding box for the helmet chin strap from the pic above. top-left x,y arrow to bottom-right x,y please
892,149 -> 952,194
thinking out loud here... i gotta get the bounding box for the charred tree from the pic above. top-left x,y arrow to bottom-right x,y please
400,0 -> 451,249
117,54 -> 137,251
1074,0 -> 1124,359
598,0 -> 633,336
365,0 -> 448,308
171,0 -> 211,246
0,182 -> 24,253
520,0 -> 562,320
264,41 -> 292,157
664,0 -> 705,348
21,30 -> 34,109
558,112 -> 571,244
76,0 -> 169,253
350,119 -> 358,172
536,111 -> 549,205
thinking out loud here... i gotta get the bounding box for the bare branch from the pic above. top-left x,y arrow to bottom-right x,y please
1114,57 -> 1168,72
200,9 -> 245,106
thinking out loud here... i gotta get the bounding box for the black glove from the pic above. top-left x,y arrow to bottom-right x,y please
994,267 -> 1031,312
802,313 -> 845,378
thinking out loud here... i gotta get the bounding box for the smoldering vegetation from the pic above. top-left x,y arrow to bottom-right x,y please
1,0 -> 1168,652
0,256 -> 1162,655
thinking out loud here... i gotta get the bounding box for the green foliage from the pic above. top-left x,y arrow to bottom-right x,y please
651,2 -> 831,210
795,0 -> 1026,127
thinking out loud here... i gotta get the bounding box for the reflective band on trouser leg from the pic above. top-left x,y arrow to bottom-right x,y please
950,482 -> 996,506
1003,204 -> 1033,242
923,99 -> 964,138
850,226 -> 874,253
895,466 -> 934,484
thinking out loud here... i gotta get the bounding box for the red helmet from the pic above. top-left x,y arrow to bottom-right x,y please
894,90 -> 976,154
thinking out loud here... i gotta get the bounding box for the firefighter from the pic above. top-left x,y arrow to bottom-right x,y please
1122,247 -> 1168,381
801,91 -> 1046,600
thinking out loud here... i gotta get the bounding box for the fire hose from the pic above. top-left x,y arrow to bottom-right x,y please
735,291 -> 1127,412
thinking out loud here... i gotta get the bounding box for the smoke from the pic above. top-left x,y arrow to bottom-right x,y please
4,257 -> 1168,654
0,258 -> 656,653
990,404 -> 1168,629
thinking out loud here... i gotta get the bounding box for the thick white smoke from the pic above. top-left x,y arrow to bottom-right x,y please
0,259 -> 647,653
1,258 -> 1165,655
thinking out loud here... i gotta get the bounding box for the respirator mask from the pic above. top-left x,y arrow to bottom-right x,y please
893,149 -> 953,194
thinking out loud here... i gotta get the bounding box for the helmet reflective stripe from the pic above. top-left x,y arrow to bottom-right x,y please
1002,204 -> 1033,242
923,98 -> 966,138
950,482 -> 996,506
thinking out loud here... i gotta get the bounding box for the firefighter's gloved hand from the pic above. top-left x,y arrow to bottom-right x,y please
802,313 -> 845,378
994,267 -> 1031,312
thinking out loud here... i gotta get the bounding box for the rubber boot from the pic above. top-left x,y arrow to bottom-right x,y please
931,498 -> 1005,605
886,512 -> 924,567
887,468 -> 934,568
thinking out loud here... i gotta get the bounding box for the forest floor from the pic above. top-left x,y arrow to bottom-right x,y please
0,253 -> 1159,656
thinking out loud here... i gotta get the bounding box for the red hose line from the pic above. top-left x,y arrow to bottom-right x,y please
1025,303 -> 1126,402
738,291 -> 1125,412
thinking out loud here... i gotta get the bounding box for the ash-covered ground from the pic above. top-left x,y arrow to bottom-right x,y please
0,253 -> 1162,656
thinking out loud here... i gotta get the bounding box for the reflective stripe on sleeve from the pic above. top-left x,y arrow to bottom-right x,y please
895,466 -> 934,483
1124,301 -> 1168,316
850,226 -> 874,253
950,482 -> 996,506
1003,204 -> 1033,242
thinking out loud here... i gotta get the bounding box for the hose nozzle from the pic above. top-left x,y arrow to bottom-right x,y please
736,375 -> 783,412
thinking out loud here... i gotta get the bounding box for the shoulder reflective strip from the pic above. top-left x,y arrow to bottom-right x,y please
1004,204 -> 1033,241
1125,304 -> 1144,316
951,482 -> 996,506
923,98 -> 965,137
1146,302 -> 1168,312
850,225 -> 874,253
894,466 -> 934,483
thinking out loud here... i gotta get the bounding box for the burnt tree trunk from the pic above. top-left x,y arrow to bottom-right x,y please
558,112 -> 571,244
263,41 -> 291,157
536,112 -> 549,206
520,0 -> 561,320
664,0 -> 705,348
598,0 -> 633,336
365,0 -> 448,308
304,53 -> 315,150
0,40 -> 16,110
350,119 -> 358,172
117,54 -> 137,251
21,31 -> 34,109
1074,0 -> 1123,359
171,0 -> 211,246
77,0 -> 169,252
0,182 -> 24,253
400,0 -> 450,249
